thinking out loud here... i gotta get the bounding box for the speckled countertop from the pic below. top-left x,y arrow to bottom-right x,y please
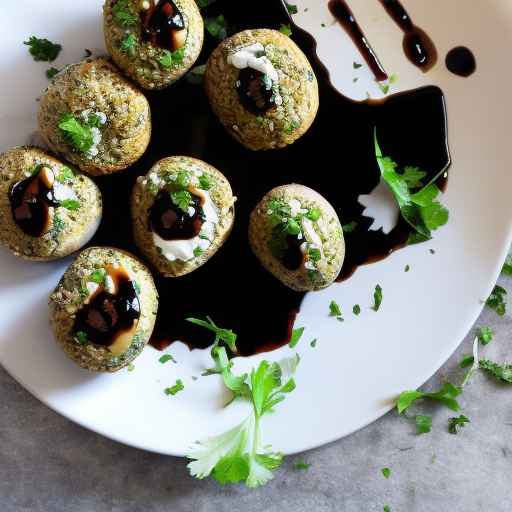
2,273 -> 512,512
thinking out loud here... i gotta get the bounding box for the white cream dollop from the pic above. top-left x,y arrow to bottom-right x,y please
153,189 -> 219,262
227,43 -> 279,83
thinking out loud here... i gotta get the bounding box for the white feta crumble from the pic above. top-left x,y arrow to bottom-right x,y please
289,199 -> 302,218
227,43 -> 279,83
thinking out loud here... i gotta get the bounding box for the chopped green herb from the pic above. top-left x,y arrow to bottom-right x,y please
186,316 -> 237,353
186,64 -> 207,84
429,248 -> 436,254
89,269 -> 106,284
396,382 -> 461,414
307,247 -> 322,262
289,327 -> 305,348
405,264 -> 410,272
416,415 -> 432,434
193,246 -> 204,258
205,15 -> 228,40
378,82 -> 390,95
120,33 -> 137,55
306,208 -> 321,221
329,300 -> 343,320
448,415 -> 470,434
342,221 -> 358,233
293,459 -> 310,470
165,379 -> 184,396
56,166 -> 74,183
284,119 -> 301,134
58,113 -> 94,153
279,23 -> 292,37
46,67 -> 60,79
502,256 -> 512,276
127,363 -> 135,372
372,284 -> 383,312
321,23 -> 326,27
310,339 -> 317,348
24,36 -> 62,62
74,331 -> 88,345
175,169 -> 191,188
59,199 -> 80,211
402,166 -> 427,189
285,2 -> 298,14
389,73 -> 398,84
353,304 -> 361,315
159,354 -> 176,364
353,77 -> 359,83
486,285 -> 507,316
158,47 -> 185,68
381,467 -> 391,478
170,190 -> 192,212
112,0 -> 137,27
52,212 -> 65,235
480,359 -> 512,383
353,62 -> 362,69
476,326 -> 493,345
198,173 -> 213,190
459,355 -> 475,369
384,506 -> 391,512
133,281 -> 141,295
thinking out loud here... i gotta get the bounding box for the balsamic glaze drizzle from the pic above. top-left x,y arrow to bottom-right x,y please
89,0 -> 450,356
445,47 -> 476,77
141,0 -> 185,51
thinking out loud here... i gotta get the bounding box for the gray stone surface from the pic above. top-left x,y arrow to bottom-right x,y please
2,275 -> 512,512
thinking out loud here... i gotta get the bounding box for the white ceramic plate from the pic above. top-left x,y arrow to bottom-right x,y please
1,0 -> 512,456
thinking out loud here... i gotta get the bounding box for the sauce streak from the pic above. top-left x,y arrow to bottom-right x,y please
141,0 -> 185,51
328,0 -> 388,81
73,267 -> 140,348
149,190 -> 204,240
9,166 -> 59,237
236,68 -> 276,114
90,0 -> 450,356
379,0 -> 437,71
445,46 -> 476,77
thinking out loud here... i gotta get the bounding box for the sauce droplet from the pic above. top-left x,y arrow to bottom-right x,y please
236,68 -> 276,114
9,166 -> 59,237
141,0 -> 186,51
445,46 -> 476,77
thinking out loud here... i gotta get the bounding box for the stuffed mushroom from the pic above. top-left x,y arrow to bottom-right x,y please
131,156 -> 235,277
103,0 -> 204,90
49,247 -> 158,372
0,147 -> 102,261
205,29 -> 319,151
38,57 -> 151,176
249,184 -> 344,291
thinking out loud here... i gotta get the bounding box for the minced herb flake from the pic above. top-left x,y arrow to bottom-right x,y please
165,379 -> 185,396
24,36 -> 62,62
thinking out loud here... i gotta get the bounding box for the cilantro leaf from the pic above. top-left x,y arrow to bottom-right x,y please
286,2 -> 298,14
120,33 -> 137,55
479,359 -> 512,383
164,379 -> 184,396
329,300 -> 343,320
459,355 -> 474,369
198,173 -> 213,190
384,507 -> 391,512
402,166 -> 426,189
158,47 -> 185,68
58,113 -> 94,153
502,256 -> 512,276
46,67 -> 60,79
476,326 -> 493,345
55,166 -> 74,183
416,415 -> 432,434
89,269 -> 106,284
24,36 -> 62,62
381,467 -> 391,478
288,327 -> 304,348
59,199 -> 80,211
205,15 -> 228,40
279,24 -> 292,37
448,415 -> 470,434
159,354 -> 176,364
193,246 -> 204,258
486,285 -> 506,316
170,190 -> 192,212
396,382 -> 461,414
372,284 -> 383,312
186,316 -> 237,353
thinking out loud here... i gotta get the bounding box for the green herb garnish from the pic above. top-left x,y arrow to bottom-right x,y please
205,15 -> 228,40
112,0 -> 137,27
352,304 -> 361,315
459,355 -> 475,369
170,190 -> 192,212
198,173 -> 213,190
175,169 -> 191,188
372,284 -> 383,312
310,339 -> 317,348
476,326 -> 493,345
59,199 -> 80,211
479,359 -> 512,383
416,415 -> 432,434
286,2 -> 298,14
293,459 -> 310,470
448,415 -> 469,434
186,316 -> 237,353
486,285 -> 507,316
24,36 -> 62,62
396,382 -> 461,414
342,221 -> 358,233
165,379 -> 184,396
193,246 -> 204,258
74,331 -> 88,345
58,113 -> 94,153
279,24 -> 292,37
158,47 -> 185,68
89,269 -> 106,284
46,67 -> 60,79
127,363 -> 135,372
405,264 -> 410,272
159,354 -> 176,364
56,166 -> 74,183
381,467 -> 391,478
289,327 -> 305,348
502,256 -> 512,276
329,300 -> 343,321
120,33 -> 137,55
353,62 -> 362,69
52,212 -> 65,235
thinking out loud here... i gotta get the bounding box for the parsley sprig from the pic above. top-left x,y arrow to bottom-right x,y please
58,113 -> 97,154
24,36 -> 62,62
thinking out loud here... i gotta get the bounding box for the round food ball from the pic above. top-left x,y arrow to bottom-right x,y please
0,147 -> 102,261
38,57 -> 151,176
132,156 -> 235,277
103,0 -> 204,90
49,247 -> 158,372
249,184 -> 344,291
205,29 -> 319,151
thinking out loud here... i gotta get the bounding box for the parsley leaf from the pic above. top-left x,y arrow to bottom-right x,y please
112,0 -> 137,27
165,379 -> 184,396
187,355 -> 299,488
120,33 -> 137,55
486,285 -> 506,316
381,467 -> 391,478
24,36 -> 62,62
158,47 -> 185,68
402,166 -> 426,189
170,190 -> 192,212
329,300 -> 343,321
285,2 -> 298,14
186,316 -> 237,353
46,67 -> 60,79
193,246 -> 204,258
55,166 -> 74,184
479,359 -> 512,383
353,62 -> 362,69
288,327 -> 305,348
58,113 -> 94,153
384,507 -> 391,512
459,355 -> 475,369
502,256 -> 512,276
293,459 -> 310,470
159,354 -> 176,364
416,415 -> 432,434
396,382 -> 461,414
372,284 -> 383,311
353,304 -> 361,315
448,415 -> 470,434
279,24 -> 292,37
205,15 -> 228,40
198,173 -> 213,190
89,269 -> 106,284
476,326 -> 493,345
59,199 -> 80,211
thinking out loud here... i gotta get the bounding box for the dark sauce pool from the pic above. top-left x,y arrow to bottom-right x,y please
89,0 -> 450,356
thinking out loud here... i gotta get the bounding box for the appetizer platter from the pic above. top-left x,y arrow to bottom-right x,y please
1,0 -> 512,486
